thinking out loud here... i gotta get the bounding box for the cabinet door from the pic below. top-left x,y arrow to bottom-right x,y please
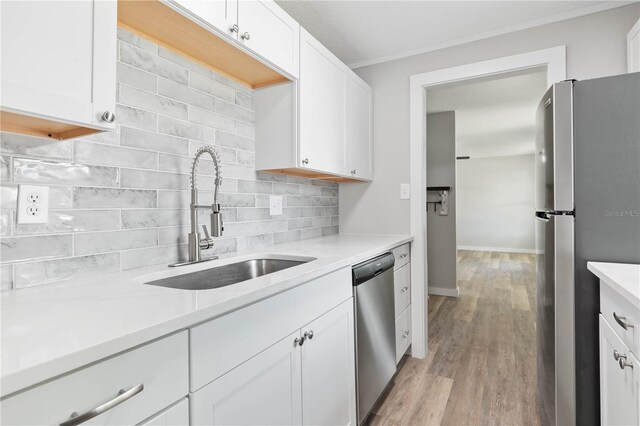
299,29 -> 347,175
237,0 -> 299,78
600,315 -> 635,425
301,300 -> 357,426
191,331 -> 303,425
0,0 -> 116,130
139,398 -> 189,426
170,0 -> 238,40
346,74 -> 373,181
631,351 -> 640,426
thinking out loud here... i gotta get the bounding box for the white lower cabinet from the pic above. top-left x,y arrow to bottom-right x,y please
140,399 -> 189,426
599,315 -> 639,426
191,331 -> 303,425
301,300 -> 357,426
1,332 -> 189,426
191,299 -> 356,426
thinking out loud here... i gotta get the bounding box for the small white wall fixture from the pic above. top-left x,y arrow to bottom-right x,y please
408,46 -> 566,358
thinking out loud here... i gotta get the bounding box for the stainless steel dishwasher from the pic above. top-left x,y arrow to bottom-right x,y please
352,252 -> 396,425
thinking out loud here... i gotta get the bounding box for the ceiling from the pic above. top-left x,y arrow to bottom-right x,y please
426,68 -> 548,158
276,1 -> 633,68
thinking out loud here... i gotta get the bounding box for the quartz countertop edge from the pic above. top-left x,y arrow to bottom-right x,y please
587,261 -> 640,309
1,234 -> 412,397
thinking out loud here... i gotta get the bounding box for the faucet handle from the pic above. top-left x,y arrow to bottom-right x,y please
201,225 -> 211,240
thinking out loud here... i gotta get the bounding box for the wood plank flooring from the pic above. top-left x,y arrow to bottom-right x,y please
366,250 -> 540,426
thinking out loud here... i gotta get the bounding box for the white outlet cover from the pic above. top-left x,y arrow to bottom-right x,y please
269,195 -> 283,216
17,185 -> 49,224
400,183 -> 411,200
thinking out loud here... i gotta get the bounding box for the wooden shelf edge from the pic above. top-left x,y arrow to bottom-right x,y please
117,0 -> 291,90
0,111 -> 102,140
259,168 -> 366,184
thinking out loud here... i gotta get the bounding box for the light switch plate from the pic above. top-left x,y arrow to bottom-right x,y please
400,183 -> 411,200
17,185 -> 49,224
269,195 -> 283,215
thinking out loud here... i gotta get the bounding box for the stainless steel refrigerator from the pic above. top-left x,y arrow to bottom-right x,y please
535,73 -> 640,426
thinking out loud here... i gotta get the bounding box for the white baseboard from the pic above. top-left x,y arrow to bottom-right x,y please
428,286 -> 460,297
457,245 -> 536,254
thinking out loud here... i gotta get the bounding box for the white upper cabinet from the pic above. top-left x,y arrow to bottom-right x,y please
298,29 -> 347,175
171,0 -> 238,40
0,0 -> 117,138
237,0 -> 300,78
254,29 -> 372,182
346,74 -> 373,181
170,0 -> 299,79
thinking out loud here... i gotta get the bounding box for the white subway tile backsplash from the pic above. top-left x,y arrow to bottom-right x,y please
117,62 -> 158,93
1,235 -> 72,262
120,43 -> 187,84
14,253 -> 121,288
75,229 -> 158,255
1,133 -> 72,159
14,210 -> 120,235
189,72 -> 236,103
14,158 -> 119,187
74,142 -> 158,170
73,187 -> 156,209
121,126 -> 188,155
0,28 -> 338,291
120,84 -> 188,120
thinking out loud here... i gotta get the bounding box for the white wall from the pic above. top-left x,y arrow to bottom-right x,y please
456,154 -> 535,252
339,5 -> 640,235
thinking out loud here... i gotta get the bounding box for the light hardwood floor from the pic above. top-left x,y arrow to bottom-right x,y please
366,250 -> 540,426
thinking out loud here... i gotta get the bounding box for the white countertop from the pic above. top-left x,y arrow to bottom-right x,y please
588,261 -> 640,309
1,233 -> 412,397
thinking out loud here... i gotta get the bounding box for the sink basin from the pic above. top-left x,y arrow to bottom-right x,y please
145,256 -> 315,290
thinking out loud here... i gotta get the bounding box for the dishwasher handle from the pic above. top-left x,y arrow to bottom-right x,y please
352,252 -> 395,286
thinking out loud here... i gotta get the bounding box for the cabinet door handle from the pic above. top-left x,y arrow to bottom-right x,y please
294,336 -> 305,346
402,331 -> 410,339
304,330 -> 314,340
230,24 -> 239,33
241,31 -> 250,40
401,286 -> 409,293
619,357 -> 633,369
60,383 -> 144,426
301,158 -> 309,165
613,312 -> 634,330
400,253 -> 407,259
351,169 -> 356,175
100,111 -> 115,123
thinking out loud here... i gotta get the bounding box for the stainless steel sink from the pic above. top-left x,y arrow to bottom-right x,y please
145,256 -> 315,290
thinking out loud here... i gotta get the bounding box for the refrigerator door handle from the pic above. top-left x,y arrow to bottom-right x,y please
535,210 -> 550,222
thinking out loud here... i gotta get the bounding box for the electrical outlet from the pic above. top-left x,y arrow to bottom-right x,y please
17,185 -> 49,224
269,195 -> 283,216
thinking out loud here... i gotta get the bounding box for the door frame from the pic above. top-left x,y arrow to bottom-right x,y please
408,46 -> 566,358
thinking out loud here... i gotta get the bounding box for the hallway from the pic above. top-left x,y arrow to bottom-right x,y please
367,250 -> 540,426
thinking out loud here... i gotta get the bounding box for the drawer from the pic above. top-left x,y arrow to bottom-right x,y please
391,244 -> 410,270
394,264 -> 411,318
1,331 -> 188,426
190,267 -> 352,391
395,305 -> 412,364
601,280 -> 639,356
140,398 -> 189,426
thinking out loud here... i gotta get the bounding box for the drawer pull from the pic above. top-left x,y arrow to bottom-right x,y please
613,312 -> 634,330
60,383 -> 144,426
613,350 -> 624,361
401,286 -> 409,293
402,331 -> 410,339
294,336 -> 305,346
400,253 -> 407,259
619,357 -> 634,370
304,330 -> 314,340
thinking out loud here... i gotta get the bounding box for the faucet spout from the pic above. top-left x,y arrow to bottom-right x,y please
169,145 -> 224,267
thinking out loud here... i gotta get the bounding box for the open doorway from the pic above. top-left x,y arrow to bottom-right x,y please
425,69 -> 547,296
